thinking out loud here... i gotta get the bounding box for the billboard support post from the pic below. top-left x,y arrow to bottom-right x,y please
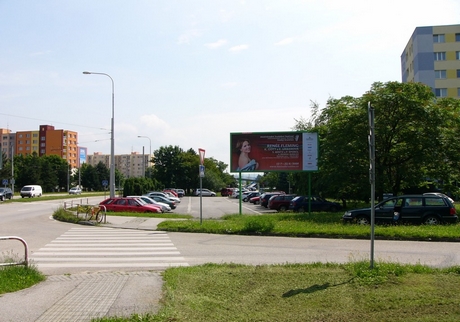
239,172 -> 242,215
198,148 -> 205,225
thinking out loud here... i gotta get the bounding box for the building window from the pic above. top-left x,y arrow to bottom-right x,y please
435,70 -> 446,79
457,70 -> 460,78
456,33 -> 460,41
41,136 -> 45,141
435,88 -> 447,97
457,51 -> 460,60
433,34 -> 445,43
458,88 -> 460,97
434,52 -> 446,61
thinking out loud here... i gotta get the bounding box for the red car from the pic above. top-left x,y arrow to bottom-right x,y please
268,194 -> 296,212
99,197 -> 162,213
249,196 -> 260,204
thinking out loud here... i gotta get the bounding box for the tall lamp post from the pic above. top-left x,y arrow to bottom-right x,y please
137,135 -> 151,176
83,71 -> 115,198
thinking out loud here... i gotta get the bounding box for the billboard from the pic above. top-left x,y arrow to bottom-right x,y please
230,131 -> 318,172
78,147 -> 87,167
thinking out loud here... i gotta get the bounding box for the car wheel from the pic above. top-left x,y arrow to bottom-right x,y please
279,205 -> 287,212
0,196 -> 3,201
355,215 -> 370,225
330,205 -> 339,212
424,215 -> 440,225
243,198 -> 248,202
298,206 -> 306,213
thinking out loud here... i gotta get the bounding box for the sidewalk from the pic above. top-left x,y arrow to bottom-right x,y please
0,217 -> 168,322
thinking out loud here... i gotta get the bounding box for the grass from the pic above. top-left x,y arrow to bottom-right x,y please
0,252 -> 45,295
93,261 -> 460,322
52,207 -> 193,224
157,211 -> 460,241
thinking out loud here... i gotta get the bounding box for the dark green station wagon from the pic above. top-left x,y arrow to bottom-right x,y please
343,194 -> 457,225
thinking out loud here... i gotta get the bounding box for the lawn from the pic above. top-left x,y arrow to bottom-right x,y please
93,261 -> 460,322
157,211 -> 460,241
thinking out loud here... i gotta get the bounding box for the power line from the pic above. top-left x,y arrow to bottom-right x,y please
0,112 -> 109,131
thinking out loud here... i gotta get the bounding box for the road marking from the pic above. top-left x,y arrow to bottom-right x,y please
31,227 -> 189,270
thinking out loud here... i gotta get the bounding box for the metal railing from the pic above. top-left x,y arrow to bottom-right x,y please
0,236 -> 29,268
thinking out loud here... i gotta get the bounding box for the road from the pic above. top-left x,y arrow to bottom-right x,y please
1,195 -> 460,276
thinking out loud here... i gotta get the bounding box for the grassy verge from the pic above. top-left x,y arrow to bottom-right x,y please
157,212 -> 460,241
0,252 -> 45,295
52,207 -> 192,224
93,261 -> 460,322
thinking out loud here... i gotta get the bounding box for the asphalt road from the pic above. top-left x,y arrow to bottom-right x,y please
1,195 -> 460,274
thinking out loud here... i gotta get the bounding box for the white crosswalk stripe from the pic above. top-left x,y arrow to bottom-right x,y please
31,227 -> 189,269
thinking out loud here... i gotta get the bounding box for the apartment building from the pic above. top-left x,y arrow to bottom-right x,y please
401,24 -> 460,98
0,129 -> 15,160
0,125 -> 79,168
87,151 -> 151,178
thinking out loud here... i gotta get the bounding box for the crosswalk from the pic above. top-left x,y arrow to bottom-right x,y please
31,227 -> 189,270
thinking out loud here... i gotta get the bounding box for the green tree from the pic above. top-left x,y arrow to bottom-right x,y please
293,81 -> 451,203
152,145 -> 185,188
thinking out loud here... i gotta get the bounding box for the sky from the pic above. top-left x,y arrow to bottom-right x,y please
1,0 -> 459,172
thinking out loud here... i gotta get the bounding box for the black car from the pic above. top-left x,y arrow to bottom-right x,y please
289,196 -> 341,212
342,194 -> 458,225
0,187 -> 13,201
243,192 -> 260,202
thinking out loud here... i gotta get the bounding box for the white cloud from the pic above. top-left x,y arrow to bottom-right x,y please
274,38 -> 294,46
221,82 -> 238,89
229,44 -> 249,52
177,29 -> 202,44
204,39 -> 228,49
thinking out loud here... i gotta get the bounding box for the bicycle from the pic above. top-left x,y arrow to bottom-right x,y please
77,205 -> 104,223
85,206 -> 104,223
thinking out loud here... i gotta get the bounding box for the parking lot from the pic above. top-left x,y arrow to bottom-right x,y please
175,195 -> 277,219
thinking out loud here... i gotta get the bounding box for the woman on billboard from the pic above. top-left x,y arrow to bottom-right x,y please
235,139 -> 259,171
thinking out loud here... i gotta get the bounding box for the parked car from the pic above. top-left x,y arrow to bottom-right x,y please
195,188 -> 216,197
243,192 -> 260,202
343,194 -> 457,225
164,192 -> 181,203
423,192 -> 454,204
20,185 -> 42,198
163,189 -> 179,198
144,194 -> 176,209
260,192 -> 285,208
0,187 -> 13,201
268,194 -> 296,211
128,195 -> 171,212
249,196 -> 260,204
69,187 -> 82,195
176,189 -> 185,197
220,188 -> 234,197
99,197 -> 162,213
289,196 -> 341,212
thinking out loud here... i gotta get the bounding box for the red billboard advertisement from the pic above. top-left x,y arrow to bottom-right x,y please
230,132 -> 318,172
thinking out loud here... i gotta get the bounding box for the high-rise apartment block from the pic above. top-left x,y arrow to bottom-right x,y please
1,125 -> 79,169
401,24 -> 460,98
87,152 -> 151,179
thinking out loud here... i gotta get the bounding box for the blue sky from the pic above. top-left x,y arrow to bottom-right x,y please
1,0 -> 459,171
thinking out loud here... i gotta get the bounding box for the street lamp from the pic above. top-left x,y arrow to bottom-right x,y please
137,135 -> 152,171
83,71 -> 115,198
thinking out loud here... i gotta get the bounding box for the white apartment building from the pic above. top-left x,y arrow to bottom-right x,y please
87,152 -> 152,178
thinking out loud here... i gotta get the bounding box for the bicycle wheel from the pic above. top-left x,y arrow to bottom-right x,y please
85,208 -> 93,221
95,209 -> 104,223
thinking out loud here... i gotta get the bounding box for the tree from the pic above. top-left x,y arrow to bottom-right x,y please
293,81 -> 451,203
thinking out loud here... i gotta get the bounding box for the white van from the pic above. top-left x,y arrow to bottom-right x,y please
20,185 -> 43,198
